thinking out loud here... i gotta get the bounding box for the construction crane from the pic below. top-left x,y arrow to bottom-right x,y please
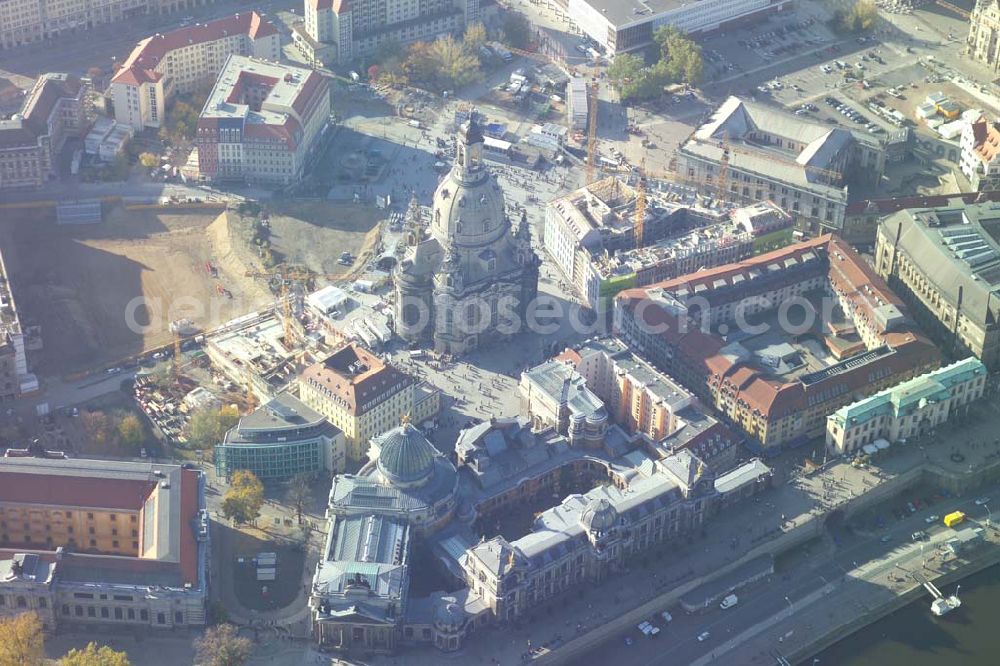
244,266 -> 329,345
586,80 -> 599,184
173,333 -> 182,380
635,159 -> 647,249
716,132 -> 731,203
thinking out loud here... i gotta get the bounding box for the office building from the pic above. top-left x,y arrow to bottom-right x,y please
559,0 -> 790,55
215,392 -> 346,482
0,73 -> 92,189
298,0 -> 480,66
826,357 -> 987,455
110,12 -> 280,131
195,55 -> 330,186
677,96 -> 888,233
0,454 -> 209,630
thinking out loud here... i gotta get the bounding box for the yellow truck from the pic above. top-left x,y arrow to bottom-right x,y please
944,511 -> 966,528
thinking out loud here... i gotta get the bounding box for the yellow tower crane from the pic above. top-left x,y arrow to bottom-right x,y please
586,80 -> 599,185
635,160 -> 647,249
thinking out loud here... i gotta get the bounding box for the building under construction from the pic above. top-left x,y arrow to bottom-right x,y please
0,243 -> 36,399
204,310 -> 306,404
543,176 -> 743,308
676,96 -> 889,233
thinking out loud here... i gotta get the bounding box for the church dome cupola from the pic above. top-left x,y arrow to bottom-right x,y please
375,423 -> 438,488
579,498 -> 618,535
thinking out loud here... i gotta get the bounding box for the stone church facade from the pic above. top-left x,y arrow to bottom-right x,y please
393,121 -> 539,356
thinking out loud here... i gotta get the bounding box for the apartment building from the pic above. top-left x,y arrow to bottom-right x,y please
615,235 -> 941,450
0,0 -> 218,51
678,96 -> 888,233
875,200 -> 1000,370
110,12 -> 280,130
195,55 -> 330,186
960,114 -> 1000,191
299,343 -> 440,462
826,357 -> 987,455
0,73 -> 92,189
298,0 -> 479,66
968,0 -> 1000,73
0,454 -> 209,630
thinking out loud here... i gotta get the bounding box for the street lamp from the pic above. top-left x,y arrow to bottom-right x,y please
984,503 -> 992,528
785,595 -> 793,610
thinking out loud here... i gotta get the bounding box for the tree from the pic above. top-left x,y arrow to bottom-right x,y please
222,470 -> 264,525
0,612 -> 45,666
835,0 -> 878,33
654,25 -> 704,85
502,13 -> 531,50
463,22 -> 488,52
193,624 -> 252,666
187,405 -> 240,449
81,410 -> 115,450
139,152 -> 159,169
116,413 -> 145,450
429,35 -> 482,89
403,36 -> 482,90
60,642 -> 131,666
285,473 -> 313,525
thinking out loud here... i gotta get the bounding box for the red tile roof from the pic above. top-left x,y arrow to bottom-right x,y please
179,467 -> 199,585
617,234 -> 942,426
112,12 -> 277,86
301,343 -> 414,416
845,191 -> 1000,216
0,473 -> 155,510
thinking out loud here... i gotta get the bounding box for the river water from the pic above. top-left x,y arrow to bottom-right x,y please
813,564 -> 1000,665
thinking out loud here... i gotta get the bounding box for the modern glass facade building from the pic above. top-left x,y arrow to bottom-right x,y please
215,392 -> 345,482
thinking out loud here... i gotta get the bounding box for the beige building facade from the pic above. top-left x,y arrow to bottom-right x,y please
109,12 -> 280,130
968,0 -> 1000,72
826,357 -> 987,455
0,0 -> 214,50
299,343 -> 437,462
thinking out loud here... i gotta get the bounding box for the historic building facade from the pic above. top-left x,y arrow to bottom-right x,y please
394,121 -> 539,356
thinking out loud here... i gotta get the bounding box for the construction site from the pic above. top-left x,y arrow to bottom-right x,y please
0,204 -> 275,374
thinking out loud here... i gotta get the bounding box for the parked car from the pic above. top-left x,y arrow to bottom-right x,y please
976,496 -> 991,506
698,631 -> 711,642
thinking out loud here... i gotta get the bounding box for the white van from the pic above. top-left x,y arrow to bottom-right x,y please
720,594 -> 738,610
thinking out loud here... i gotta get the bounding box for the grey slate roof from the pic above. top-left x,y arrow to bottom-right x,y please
880,201 -> 1000,326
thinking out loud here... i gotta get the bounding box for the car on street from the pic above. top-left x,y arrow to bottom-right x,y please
624,636 -> 633,646
926,514 -> 940,524
880,534 -> 893,543
976,497 -> 991,506
912,530 -> 927,541
105,367 -> 121,374
661,610 -> 673,623
698,631 -> 711,642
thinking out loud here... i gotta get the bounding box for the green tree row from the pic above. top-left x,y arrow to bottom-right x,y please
606,26 -> 704,103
